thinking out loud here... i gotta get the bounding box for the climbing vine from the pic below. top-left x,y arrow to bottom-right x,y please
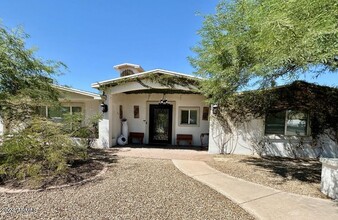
213,81 -> 338,157
97,72 -> 201,94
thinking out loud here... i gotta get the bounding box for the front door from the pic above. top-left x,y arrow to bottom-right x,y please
149,104 -> 173,144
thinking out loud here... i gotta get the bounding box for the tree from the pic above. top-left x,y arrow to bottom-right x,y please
190,0 -> 338,104
0,24 -> 90,185
0,24 -> 65,130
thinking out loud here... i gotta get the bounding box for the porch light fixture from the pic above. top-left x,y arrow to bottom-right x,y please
159,94 -> 168,105
212,104 -> 218,114
101,103 -> 108,113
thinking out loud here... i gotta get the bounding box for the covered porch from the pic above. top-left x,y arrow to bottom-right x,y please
92,66 -> 210,149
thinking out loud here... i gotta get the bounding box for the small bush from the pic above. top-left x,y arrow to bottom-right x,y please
0,117 -> 87,182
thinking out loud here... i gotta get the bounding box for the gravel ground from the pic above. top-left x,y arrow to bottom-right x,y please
0,157 -> 253,219
207,154 -> 325,199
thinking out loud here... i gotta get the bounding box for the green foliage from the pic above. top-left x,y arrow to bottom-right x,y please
190,0 -> 338,103
0,117 -> 87,181
102,72 -> 200,92
62,113 -> 101,147
0,24 -> 65,131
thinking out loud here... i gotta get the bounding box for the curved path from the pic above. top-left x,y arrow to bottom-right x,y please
173,159 -> 338,220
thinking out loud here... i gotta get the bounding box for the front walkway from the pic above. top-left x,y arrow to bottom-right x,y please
173,159 -> 338,220
113,147 -> 213,161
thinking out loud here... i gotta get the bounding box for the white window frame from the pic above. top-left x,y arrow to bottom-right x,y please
179,107 -> 200,127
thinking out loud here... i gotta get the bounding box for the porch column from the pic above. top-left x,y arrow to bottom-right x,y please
97,94 -> 114,148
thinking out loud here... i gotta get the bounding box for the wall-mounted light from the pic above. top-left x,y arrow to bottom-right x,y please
212,104 -> 218,114
101,103 -> 108,113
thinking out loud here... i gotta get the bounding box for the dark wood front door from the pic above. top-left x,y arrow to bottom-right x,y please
149,104 -> 173,144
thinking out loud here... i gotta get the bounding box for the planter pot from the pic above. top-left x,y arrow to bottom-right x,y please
122,120 -> 128,144
117,135 -> 127,146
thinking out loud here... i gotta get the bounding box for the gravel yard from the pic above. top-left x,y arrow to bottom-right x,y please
207,154 -> 325,199
1,157 -> 253,219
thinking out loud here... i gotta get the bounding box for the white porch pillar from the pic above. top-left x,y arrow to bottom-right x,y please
97,94 -> 114,148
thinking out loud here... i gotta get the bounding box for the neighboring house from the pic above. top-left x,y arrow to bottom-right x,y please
208,81 -> 338,158
91,63 -> 210,148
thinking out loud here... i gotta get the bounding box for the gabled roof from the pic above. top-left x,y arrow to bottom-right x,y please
91,69 -> 202,88
53,85 -> 101,100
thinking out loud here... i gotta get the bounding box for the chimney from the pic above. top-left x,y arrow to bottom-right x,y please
113,63 -> 145,77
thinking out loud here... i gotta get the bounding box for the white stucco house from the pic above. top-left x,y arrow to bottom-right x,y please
1,63 -> 337,159
91,63 -> 210,148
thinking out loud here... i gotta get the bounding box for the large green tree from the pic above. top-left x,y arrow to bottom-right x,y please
190,0 -> 338,104
0,25 -> 64,130
0,25 -> 91,184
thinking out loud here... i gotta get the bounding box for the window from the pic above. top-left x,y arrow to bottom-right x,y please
121,69 -> 134,77
180,108 -> 199,125
265,110 -> 309,136
286,111 -> 308,135
36,105 -> 83,122
265,111 -> 285,135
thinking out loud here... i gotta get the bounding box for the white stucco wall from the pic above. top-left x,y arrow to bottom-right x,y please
320,158 -> 338,199
208,115 -> 338,158
97,92 -> 209,148
0,116 -> 3,136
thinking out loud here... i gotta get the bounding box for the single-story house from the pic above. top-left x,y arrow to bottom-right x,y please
1,63 -> 337,159
91,63 -> 210,148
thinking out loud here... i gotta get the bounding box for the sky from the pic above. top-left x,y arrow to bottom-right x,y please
0,0 -> 337,93
0,0 -> 219,92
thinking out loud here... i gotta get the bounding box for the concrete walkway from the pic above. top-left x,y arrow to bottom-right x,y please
173,160 -> 338,220
114,147 -> 213,161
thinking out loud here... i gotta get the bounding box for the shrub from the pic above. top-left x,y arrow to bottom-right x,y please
0,117 -> 87,182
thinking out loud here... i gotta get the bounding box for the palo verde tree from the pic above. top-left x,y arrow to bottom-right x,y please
190,0 -> 338,156
0,24 -> 88,184
0,24 -> 64,130
190,0 -> 338,104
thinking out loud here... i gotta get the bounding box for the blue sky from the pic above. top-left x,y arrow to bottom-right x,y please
0,0 -> 218,92
0,0 -> 337,93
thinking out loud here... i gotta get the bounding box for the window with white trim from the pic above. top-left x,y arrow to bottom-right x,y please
179,107 -> 199,125
36,105 -> 83,122
265,110 -> 309,136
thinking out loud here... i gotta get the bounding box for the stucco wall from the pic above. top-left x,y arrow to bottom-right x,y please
208,115 -> 338,158
320,158 -> 338,199
97,92 -> 209,147
0,117 -> 3,136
